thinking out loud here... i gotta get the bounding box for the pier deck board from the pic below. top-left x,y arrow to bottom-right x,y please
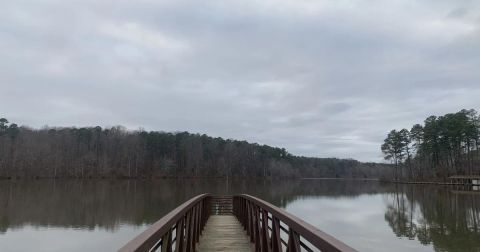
197,215 -> 253,252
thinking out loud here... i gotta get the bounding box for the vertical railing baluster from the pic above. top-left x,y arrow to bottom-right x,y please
200,201 -> 204,234
192,204 -> 197,244
203,198 -> 207,225
175,217 -> 185,252
271,216 -> 282,252
239,198 -> 241,218
203,197 -> 208,225
248,201 -> 254,241
184,210 -> 192,252
239,198 -> 244,228
161,228 -> 172,252
287,228 -> 300,252
202,198 -> 206,221
240,198 -> 243,222
261,209 -> 271,252
196,203 -> 201,242
254,205 -> 261,252
207,197 -> 210,221
259,208 -> 264,252
191,205 -> 198,252
243,198 -> 247,230
246,201 -> 251,236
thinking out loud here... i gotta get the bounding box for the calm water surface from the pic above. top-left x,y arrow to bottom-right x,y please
0,179 -> 479,252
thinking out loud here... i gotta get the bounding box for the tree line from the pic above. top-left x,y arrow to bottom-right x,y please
381,109 -> 480,181
0,118 -> 388,179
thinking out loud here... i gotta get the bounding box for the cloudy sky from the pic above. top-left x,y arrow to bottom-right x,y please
1,0 -> 479,162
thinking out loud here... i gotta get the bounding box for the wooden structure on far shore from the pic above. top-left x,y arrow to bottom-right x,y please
449,175 -> 480,191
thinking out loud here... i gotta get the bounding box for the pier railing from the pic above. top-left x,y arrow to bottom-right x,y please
233,194 -> 357,252
118,194 -> 210,252
120,194 -> 357,252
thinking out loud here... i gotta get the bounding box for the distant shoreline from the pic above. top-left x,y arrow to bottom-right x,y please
305,177 -> 479,187
0,176 -> 473,187
301,177 -> 379,181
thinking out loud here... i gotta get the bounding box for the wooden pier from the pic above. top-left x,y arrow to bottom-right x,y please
119,194 -> 357,252
199,195 -> 252,251
198,215 -> 252,252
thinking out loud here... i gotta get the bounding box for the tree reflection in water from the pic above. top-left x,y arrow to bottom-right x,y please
0,179 -> 479,252
0,179 -> 387,234
384,185 -> 480,252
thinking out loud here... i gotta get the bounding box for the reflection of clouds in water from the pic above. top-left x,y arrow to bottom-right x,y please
287,195 -> 382,225
284,195 -> 434,252
0,224 -> 148,252
1,180 -> 478,251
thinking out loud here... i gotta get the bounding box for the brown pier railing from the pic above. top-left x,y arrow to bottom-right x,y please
119,194 -> 357,252
233,194 -> 358,252
118,194 -> 210,252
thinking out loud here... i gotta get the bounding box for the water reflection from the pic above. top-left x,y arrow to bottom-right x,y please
0,179 -> 478,252
0,179 -> 383,233
383,185 -> 480,252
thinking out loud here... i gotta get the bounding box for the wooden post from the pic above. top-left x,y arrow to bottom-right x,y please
271,216 -> 282,252
175,217 -> 184,252
161,229 -> 172,252
254,205 -> 261,252
261,209 -> 271,252
287,228 -> 300,252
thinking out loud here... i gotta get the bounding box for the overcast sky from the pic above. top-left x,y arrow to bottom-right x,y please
1,0 -> 479,162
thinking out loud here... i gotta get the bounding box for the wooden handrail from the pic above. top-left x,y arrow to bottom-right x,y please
233,194 -> 358,252
119,194 -> 211,252
120,193 -> 357,252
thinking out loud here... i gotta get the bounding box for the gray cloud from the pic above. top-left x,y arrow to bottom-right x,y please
1,0 -> 479,162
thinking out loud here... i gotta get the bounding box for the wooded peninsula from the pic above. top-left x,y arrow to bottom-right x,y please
382,109 -> 480,181
0,118 -> 387,179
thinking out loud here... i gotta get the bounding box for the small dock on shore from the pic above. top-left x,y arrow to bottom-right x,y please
449,175 -> 480,191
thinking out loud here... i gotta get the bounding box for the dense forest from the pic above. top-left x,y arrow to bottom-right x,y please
0,118 -> 388,179
382,109 -> 480,181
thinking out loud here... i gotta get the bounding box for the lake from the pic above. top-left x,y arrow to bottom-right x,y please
0,179 -> 479,252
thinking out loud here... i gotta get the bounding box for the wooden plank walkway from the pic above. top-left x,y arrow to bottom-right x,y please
197,215 -> 253,252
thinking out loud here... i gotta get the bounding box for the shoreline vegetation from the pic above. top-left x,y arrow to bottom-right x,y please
2,108 -> 478,183
0,117 -> 389,180
0,175 -> 472,188
381,108 -> 480,182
